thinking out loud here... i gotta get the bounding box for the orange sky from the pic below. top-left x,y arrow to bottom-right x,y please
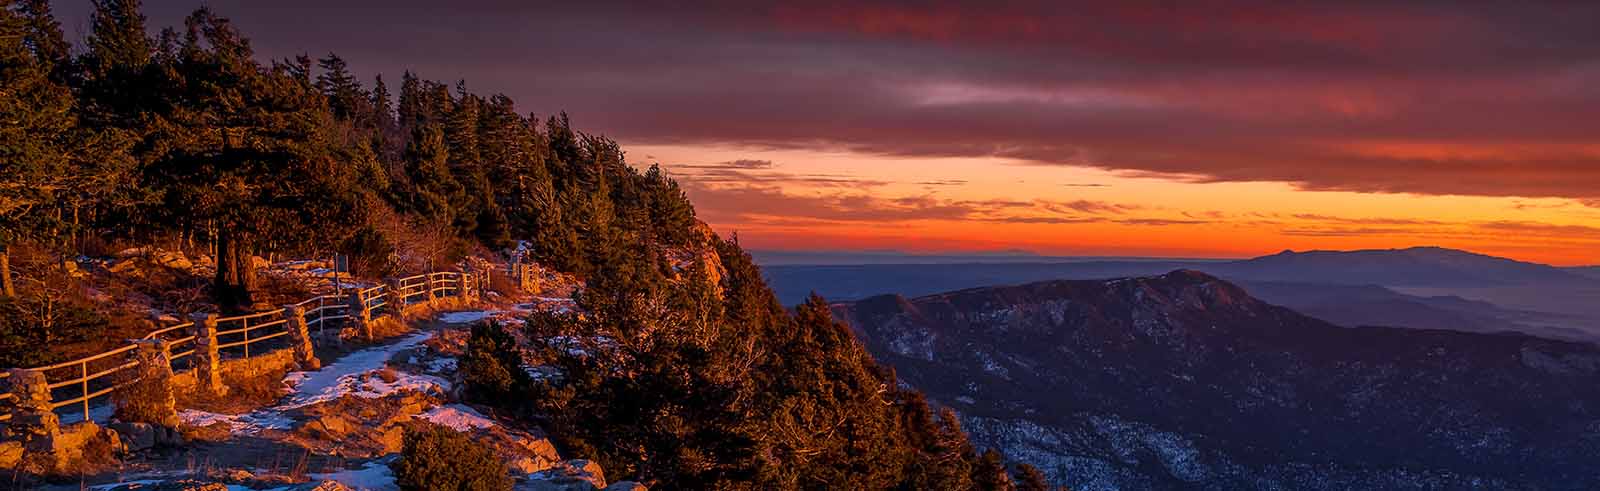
637,144 -> 1600,266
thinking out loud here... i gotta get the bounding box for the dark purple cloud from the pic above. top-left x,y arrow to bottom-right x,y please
55,0 -> 1600,200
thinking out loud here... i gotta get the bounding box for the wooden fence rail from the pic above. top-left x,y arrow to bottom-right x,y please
0,269 -> 484,424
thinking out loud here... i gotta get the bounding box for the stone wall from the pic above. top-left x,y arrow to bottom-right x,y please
172,349 -> 297,395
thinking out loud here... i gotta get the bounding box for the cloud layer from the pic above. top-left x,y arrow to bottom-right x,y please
66,0 -> 1600,201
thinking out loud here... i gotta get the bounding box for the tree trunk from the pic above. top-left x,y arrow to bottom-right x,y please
214,229 -> 256,313
1,245 -> 13,298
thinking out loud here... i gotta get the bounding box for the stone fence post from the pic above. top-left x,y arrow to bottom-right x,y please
114,340 -> 180,428
283,305 -> 320,370
1,369 -> 59,444
349,289 -> 373,340
385,277 -> 405,312
193,314 -> 228,398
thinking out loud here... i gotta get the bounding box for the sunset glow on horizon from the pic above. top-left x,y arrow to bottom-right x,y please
636,144 -> 1600,266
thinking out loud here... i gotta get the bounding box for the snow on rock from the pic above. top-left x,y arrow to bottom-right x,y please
282,369 -> 449,410
310,461 -> 397,491
179,408 -> 295,433
417,404 -> 498,431
424,357 -> 457,374
88,480 -> 165,490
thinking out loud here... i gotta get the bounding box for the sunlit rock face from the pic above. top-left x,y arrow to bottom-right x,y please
835,270 -> 1600,490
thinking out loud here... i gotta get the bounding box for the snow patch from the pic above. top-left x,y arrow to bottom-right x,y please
310,461 -> 397,491
282,369 -> 449,410
425,357 -> 457,373
417,404 -> 498,431
179,409 -> 295,433
439,310 -> 500,324
88,480 -> 165,490
280,332 -> 433,406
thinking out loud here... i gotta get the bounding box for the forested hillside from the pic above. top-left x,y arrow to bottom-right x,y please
0,1 -> 1058,489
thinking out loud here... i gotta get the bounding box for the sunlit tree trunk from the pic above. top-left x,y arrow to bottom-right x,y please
1,245 -> 13,298
214,229 -> 256,313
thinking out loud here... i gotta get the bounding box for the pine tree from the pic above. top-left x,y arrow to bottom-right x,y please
134,7 -> 365,311
78,0 -> 153,129
16,0 -> 68,76
84,0 -> 150,75
1015,463 -> 1053,491
401,122 -> 461,222
0,0 -> 73,296
370,74 -> 393,128
317,53 -> 364,121
397,70 -> 423,128
973,449 -> 1015,491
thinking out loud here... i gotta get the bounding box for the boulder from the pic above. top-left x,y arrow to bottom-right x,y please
287,389 -> 443,457
0,440 -> 22,469
522,459 -> 607,491
151,250 -> 193,270
107,259 -> 139,274
109,421 -> 183,451
114,247 -> 150,258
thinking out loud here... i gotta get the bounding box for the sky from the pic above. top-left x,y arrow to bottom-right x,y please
55,1 -> 1600,265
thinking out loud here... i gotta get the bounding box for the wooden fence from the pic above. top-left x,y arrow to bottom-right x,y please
0,269 -> 485,424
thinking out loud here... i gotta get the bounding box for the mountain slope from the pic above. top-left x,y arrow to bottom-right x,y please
1566,266 -> 1600,281
834,271 -> 1600,490
1234,281 -> 1590,341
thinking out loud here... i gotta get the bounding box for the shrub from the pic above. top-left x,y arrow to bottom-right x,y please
460,322 -> 529,406
0,294 -> 105,367
392,424 -> 511,491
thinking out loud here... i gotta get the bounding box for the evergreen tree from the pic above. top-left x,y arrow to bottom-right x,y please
316,52 -> 363,121
370,74 -> 393,128
16,0 -> 67,75
84,0 -> 149,75
0,0 -> 73,296
973,449 -> 1014,491
397,70 -> 423,128
1015,463 -> 1053,491
401,122 -> 461,222
136,7 -> 364,310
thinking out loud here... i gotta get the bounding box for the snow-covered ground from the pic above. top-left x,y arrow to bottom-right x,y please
179,330 -> 446,434
280,332 -> 439,408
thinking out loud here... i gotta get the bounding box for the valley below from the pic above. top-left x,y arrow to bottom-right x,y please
832,270 -> 1600,490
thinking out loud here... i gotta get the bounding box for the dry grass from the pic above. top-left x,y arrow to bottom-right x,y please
177,363 -> 292,415
399,295 -> 477,320
369,315 -> 410,339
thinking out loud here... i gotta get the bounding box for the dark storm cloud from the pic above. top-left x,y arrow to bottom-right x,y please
57,0 -> 1600,200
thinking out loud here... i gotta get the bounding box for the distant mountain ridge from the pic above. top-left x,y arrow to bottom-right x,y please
834,271 -> 1600,490
1204,246 -> 1592,287
767,246 -> 1600,341
764,246 -> 1595,305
